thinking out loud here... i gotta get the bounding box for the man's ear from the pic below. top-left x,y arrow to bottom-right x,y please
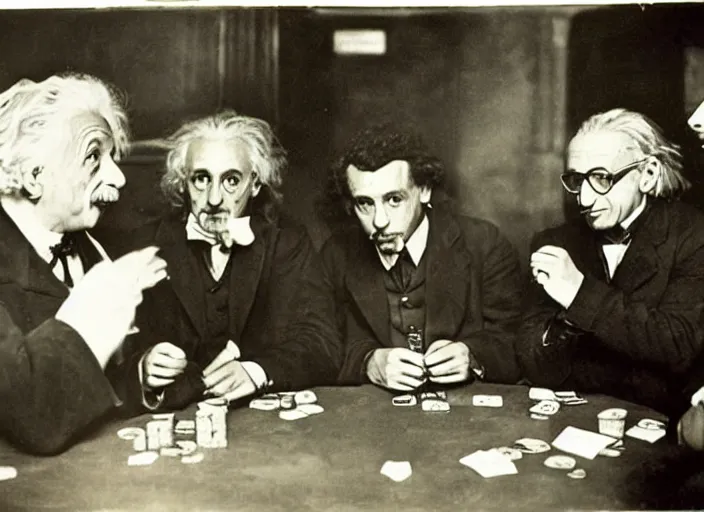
639,158 -> 661,196
21,166 -> 45,201
250,174 -> 262,198
419,186 -> 432,205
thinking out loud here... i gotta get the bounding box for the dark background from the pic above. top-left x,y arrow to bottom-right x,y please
1,5 -> 703,259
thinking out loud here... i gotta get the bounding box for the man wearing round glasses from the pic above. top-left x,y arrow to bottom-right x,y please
516,108 -> 704,414
112,111 -> 341,413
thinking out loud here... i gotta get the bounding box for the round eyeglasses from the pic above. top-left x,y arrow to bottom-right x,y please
560,159 -> 647,195
189,170 -> 255,195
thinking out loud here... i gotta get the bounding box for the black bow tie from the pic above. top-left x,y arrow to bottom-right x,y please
49,233 -> 79,287
599,225 -> 632,245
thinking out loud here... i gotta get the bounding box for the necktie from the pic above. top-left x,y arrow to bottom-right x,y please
185,213 -> 255,281
185,213 -> 255,248
49,233 -> 78,287
390,248 -> 415,291
599,225 -> 632,245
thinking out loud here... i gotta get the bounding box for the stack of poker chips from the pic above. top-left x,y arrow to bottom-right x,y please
196,398 -> 228,448
118,399 -> 229,466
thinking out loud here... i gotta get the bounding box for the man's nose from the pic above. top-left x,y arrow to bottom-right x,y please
372,204 -> 390,230
104,158 -> 126,189
207,183 -> 223,206
579,180 -> 597,207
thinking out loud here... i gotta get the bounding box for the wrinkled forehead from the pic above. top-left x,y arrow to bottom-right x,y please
42,110 -> 113,161
185,137 -> 252,175
567,131 -> 637,170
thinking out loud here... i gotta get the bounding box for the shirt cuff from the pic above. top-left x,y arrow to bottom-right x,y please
361,349 -> 376,383
138,353 -> 165,410
466,349 -> 485,380
241,361 -> 269,390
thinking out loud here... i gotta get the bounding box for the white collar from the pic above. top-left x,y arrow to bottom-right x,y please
1,195 -> 63,264
621,196 -> 647,230
376,214 -> 430,271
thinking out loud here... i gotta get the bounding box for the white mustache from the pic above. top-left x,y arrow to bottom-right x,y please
91,185 -> 120,204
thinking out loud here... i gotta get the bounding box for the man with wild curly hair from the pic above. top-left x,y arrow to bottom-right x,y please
517,108 -> 704,414
0,73 -> 167,454
320,124 -> 522,390
114,111 -> 341,412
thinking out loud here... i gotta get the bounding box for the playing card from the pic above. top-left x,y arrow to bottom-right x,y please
459,449 -> 518,478
472,395 -> 503,407
552,426 -> 616,459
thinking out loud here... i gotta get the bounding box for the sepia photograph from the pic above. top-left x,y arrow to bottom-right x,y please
0,1 -> 703,510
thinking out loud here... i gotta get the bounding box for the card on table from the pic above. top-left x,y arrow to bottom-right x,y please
552,426 -> 616,459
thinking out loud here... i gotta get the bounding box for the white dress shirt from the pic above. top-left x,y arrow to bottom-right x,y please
1,196 -> 109,286
601,197 -> 647,278
376,214 -> 430,271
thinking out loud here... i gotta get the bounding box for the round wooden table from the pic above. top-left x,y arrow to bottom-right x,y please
0,383 -> 681,511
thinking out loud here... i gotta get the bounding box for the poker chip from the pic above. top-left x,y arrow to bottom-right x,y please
0,466 -> 17,481
529,387 -> 557,401
392,394 -> 418,407
203,397 -> 228,407
296,404 -> 324,415
117,427 -> 144,440
176,441 -> 198,456
294,390 -> 318,405
181,452 -> 205,464
597,447 -> 622,457
279,409 -> 309,421
513,438 -> 551,454
160,447 -> 183,457
249,397 -> 280,411
495,447 -> 523,461
544,455 -> 577,470
530,413 -> 549,421
151,413 -> 174,421
279,395 -> 296,410
421,399 -> 450,413
567,468 -> 587,479
637,418 -> 666,431
529,400 -> 560,416
127,451 -> 159,466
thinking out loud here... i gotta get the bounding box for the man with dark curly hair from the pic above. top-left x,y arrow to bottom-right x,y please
320,124 -> 523,390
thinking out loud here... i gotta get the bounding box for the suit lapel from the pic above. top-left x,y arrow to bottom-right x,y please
346,231 -> 391,346
612,201 -> 667,293
228,217 -> 267,340
155,218 -> 208,339
0,205 -> 68,300
423,208 -> 470,343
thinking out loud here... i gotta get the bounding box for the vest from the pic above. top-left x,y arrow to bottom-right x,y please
382,252 -> 428,350
190,243 -> 234,365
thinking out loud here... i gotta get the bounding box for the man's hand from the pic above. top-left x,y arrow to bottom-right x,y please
202,347 -> 256,402
366,348 -> 427,391
530,245 -> 584,309
55,246 -> 168,367
142,342 -> 187,389
424,339 -> 471,384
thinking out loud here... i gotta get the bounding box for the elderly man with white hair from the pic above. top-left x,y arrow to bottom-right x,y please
115,110 -> 341,413
0,73 -> 167,454
516,108 -> 704,415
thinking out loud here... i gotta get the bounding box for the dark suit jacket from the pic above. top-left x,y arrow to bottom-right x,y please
0,206 -> 119,455
516,199 -> 704,415
320,203 -> 523,385
114,212 -> 341,413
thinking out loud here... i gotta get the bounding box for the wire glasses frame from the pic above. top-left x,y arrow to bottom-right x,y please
560,159 -> 647,195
